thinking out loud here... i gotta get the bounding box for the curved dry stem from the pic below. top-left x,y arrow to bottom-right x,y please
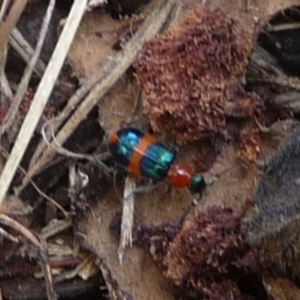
0,0 -> 28,61
21,0 -> 177,194
0,213 -> 40,246
1,0 -> 56,136
0,0 -> 89,206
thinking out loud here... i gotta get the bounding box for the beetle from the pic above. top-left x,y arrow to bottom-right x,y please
108,128 -> 206,195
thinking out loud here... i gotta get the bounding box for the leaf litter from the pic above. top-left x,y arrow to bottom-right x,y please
1,0 -> 300,299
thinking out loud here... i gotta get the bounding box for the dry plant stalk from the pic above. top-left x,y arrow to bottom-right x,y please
0,0 -> 11,23
9,28 -> 46,78
118,176 -> 136,264
0,226 -> 19,243
39,238 -> 56,300
0,213 -> 40,246
19,0 -> 177,192
0,0 -> 89,205
1,0 -> 56,136
0,0 -> 28,60
0,48 -> 12,100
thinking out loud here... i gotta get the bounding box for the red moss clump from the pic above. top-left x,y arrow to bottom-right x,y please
0,106 -> 9,123
236,126 -> 261,164
135,5 -> 253,144
189,278 -> 242,300
0,88 -> 57,131
19,89 -> 57,131
163,206 -> 250,298
224,83 -> 262,118
136,222 -> 180,267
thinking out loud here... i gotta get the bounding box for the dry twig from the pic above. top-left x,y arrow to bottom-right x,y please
267,22 -> 300,32
9,28 -> 46,77
118,176 -> 136,264
0,0 -> 28,60
0,0 -> 89,205
0,213 -> 40,246
0,48 -> 12,102
21,0 -> 177,193
1,0 -> 56,138
0,226 -> 19,243
42,124 -> 110,162
0,147 -> 69,218
39,238 -> 56,300
0,0 -> 11,24
0,214 -> 57,300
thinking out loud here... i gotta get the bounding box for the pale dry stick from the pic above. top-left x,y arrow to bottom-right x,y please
254,117 -> 271,133
0,213 -> 40,246
274,92 -> 300,105
30,17 -> 141,166
0,73 -> 12,101
1,0 -> 56,136
118,176 -> 135,264
40,243 -> 73,258
17,173 -> 67,217
39,238 -> 56,300
29,88 -> 89,168
64,254 -> 94,279
0,48 -> 12,102
30,57 -> 137,168
87,0 -> 108,10
9,28 -> 46,77
248,76 -> 300,92
0,226 -> 19,243
0,0 -> 89,205
0,145 -> 69,217
23,0 -> 177,191
0,0 -> 11,25
0,0 -> 28,61
40,218 -> 72,240
52,125 -> 112,174
0,1 -> 11,103
40,124 -> 111,175
0,149 -> 68,220
27,180 -> 69,218
44,124 -> 110,161
29,0 -> 176,169
267,22 -> 300,32
0,213 -> 55,300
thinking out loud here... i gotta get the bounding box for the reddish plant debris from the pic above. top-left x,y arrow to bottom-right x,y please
264,99 -> 293,124
224,83 -> 262,119
236,126 -> 261,165
160,205 -> 253,298
0,88 -> 57,131
110,213 -> 180,267
137,222 -> 180,268
0,106 -> 9,123
19,89 -> 57,131
135,5 -> 253,144
188,278 -> 242,300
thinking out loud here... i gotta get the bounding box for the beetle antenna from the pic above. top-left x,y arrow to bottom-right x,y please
207,165 -> 237,187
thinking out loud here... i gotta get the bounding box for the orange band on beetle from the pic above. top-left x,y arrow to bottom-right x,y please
127,133 -> 157,176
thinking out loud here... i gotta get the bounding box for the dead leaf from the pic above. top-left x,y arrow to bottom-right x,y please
263,276 -> 300,300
